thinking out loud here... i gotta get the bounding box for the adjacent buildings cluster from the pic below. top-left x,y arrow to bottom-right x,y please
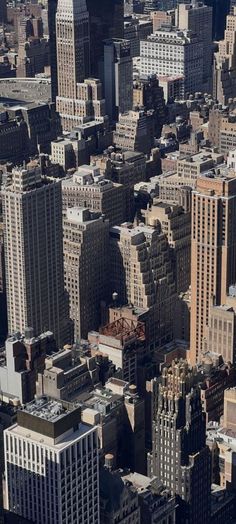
1,1 -> 236,524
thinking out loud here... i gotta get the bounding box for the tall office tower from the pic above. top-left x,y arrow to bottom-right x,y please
0,222 -> 7,344
2,166 -> 72,348
190,173 -> 236,365
56,0 -> 90,130
205,0 -> 230,40
4,397 -> 100,524
48,0 -> 58,102
213,7 -> 236,104
63,208 -> 109,341
140,28 -> 204,98
176,2 -> 213,93
86,0 -> 124,79
110,223 -> 176,347
104,39 -> 133,123
0,0 -> 7,23
150,360 -> 211,524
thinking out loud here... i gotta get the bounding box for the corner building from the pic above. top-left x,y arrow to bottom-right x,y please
4,398 -> 99,524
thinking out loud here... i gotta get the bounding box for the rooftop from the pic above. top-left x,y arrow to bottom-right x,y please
22,397 -> 70,423
0,78 -> 51,107
62,168 -> 116,192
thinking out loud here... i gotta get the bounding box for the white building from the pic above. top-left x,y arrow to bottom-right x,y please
4,397 -> 100,524
140,27 -> 203,97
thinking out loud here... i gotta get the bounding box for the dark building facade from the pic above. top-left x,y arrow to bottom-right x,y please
48,0 -> 58,102
149,360 -> 212,524
86,0 -> 124,79
205,0 -> 230,39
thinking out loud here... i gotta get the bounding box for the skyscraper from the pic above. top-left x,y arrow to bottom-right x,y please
205,0 -> 230,40
4,397 -> 99,524
149,360 -> 211,524
86,0 -> 124,79
0,222 -> 7,344
176,2 -> 213,92
104,39 -> 133,122
190,173 -> 236,364
63,208 -> 109,340
48,0 -> 58,102
2,166 -> 72,348
0,0 -> 7,24
56,0 -> 90,130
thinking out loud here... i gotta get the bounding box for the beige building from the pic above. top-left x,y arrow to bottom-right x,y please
57,77 -> 107,133
1,166 -> 72,347
219,113 -> 236,154
36,346 -> 100,400
151,10 -> 175,32
113,109 -> 154,154
213,7 -> 236,104
223,387 -> 236,432
207,387 -> 236,491
17,37 -> 49,77
80,378 -> 146,474
208,104 -> 236,154
51,137 -> 78,172
203,289 -> 236,366
158,75 -> 184,103
62,165 -> 125,226
176,151 -> 224,181
157,150 -> 224,206
110,223 -> 176,349
63,207 -> 109,340
56,0 -> 90,130
190,172 -> 236,364
143,200 -> 191,294
89,317 -> 146,387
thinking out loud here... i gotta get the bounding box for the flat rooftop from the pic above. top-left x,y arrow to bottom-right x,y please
8,420 -> 93,450
22,397 -> 70,423
0,78 -> 51,107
